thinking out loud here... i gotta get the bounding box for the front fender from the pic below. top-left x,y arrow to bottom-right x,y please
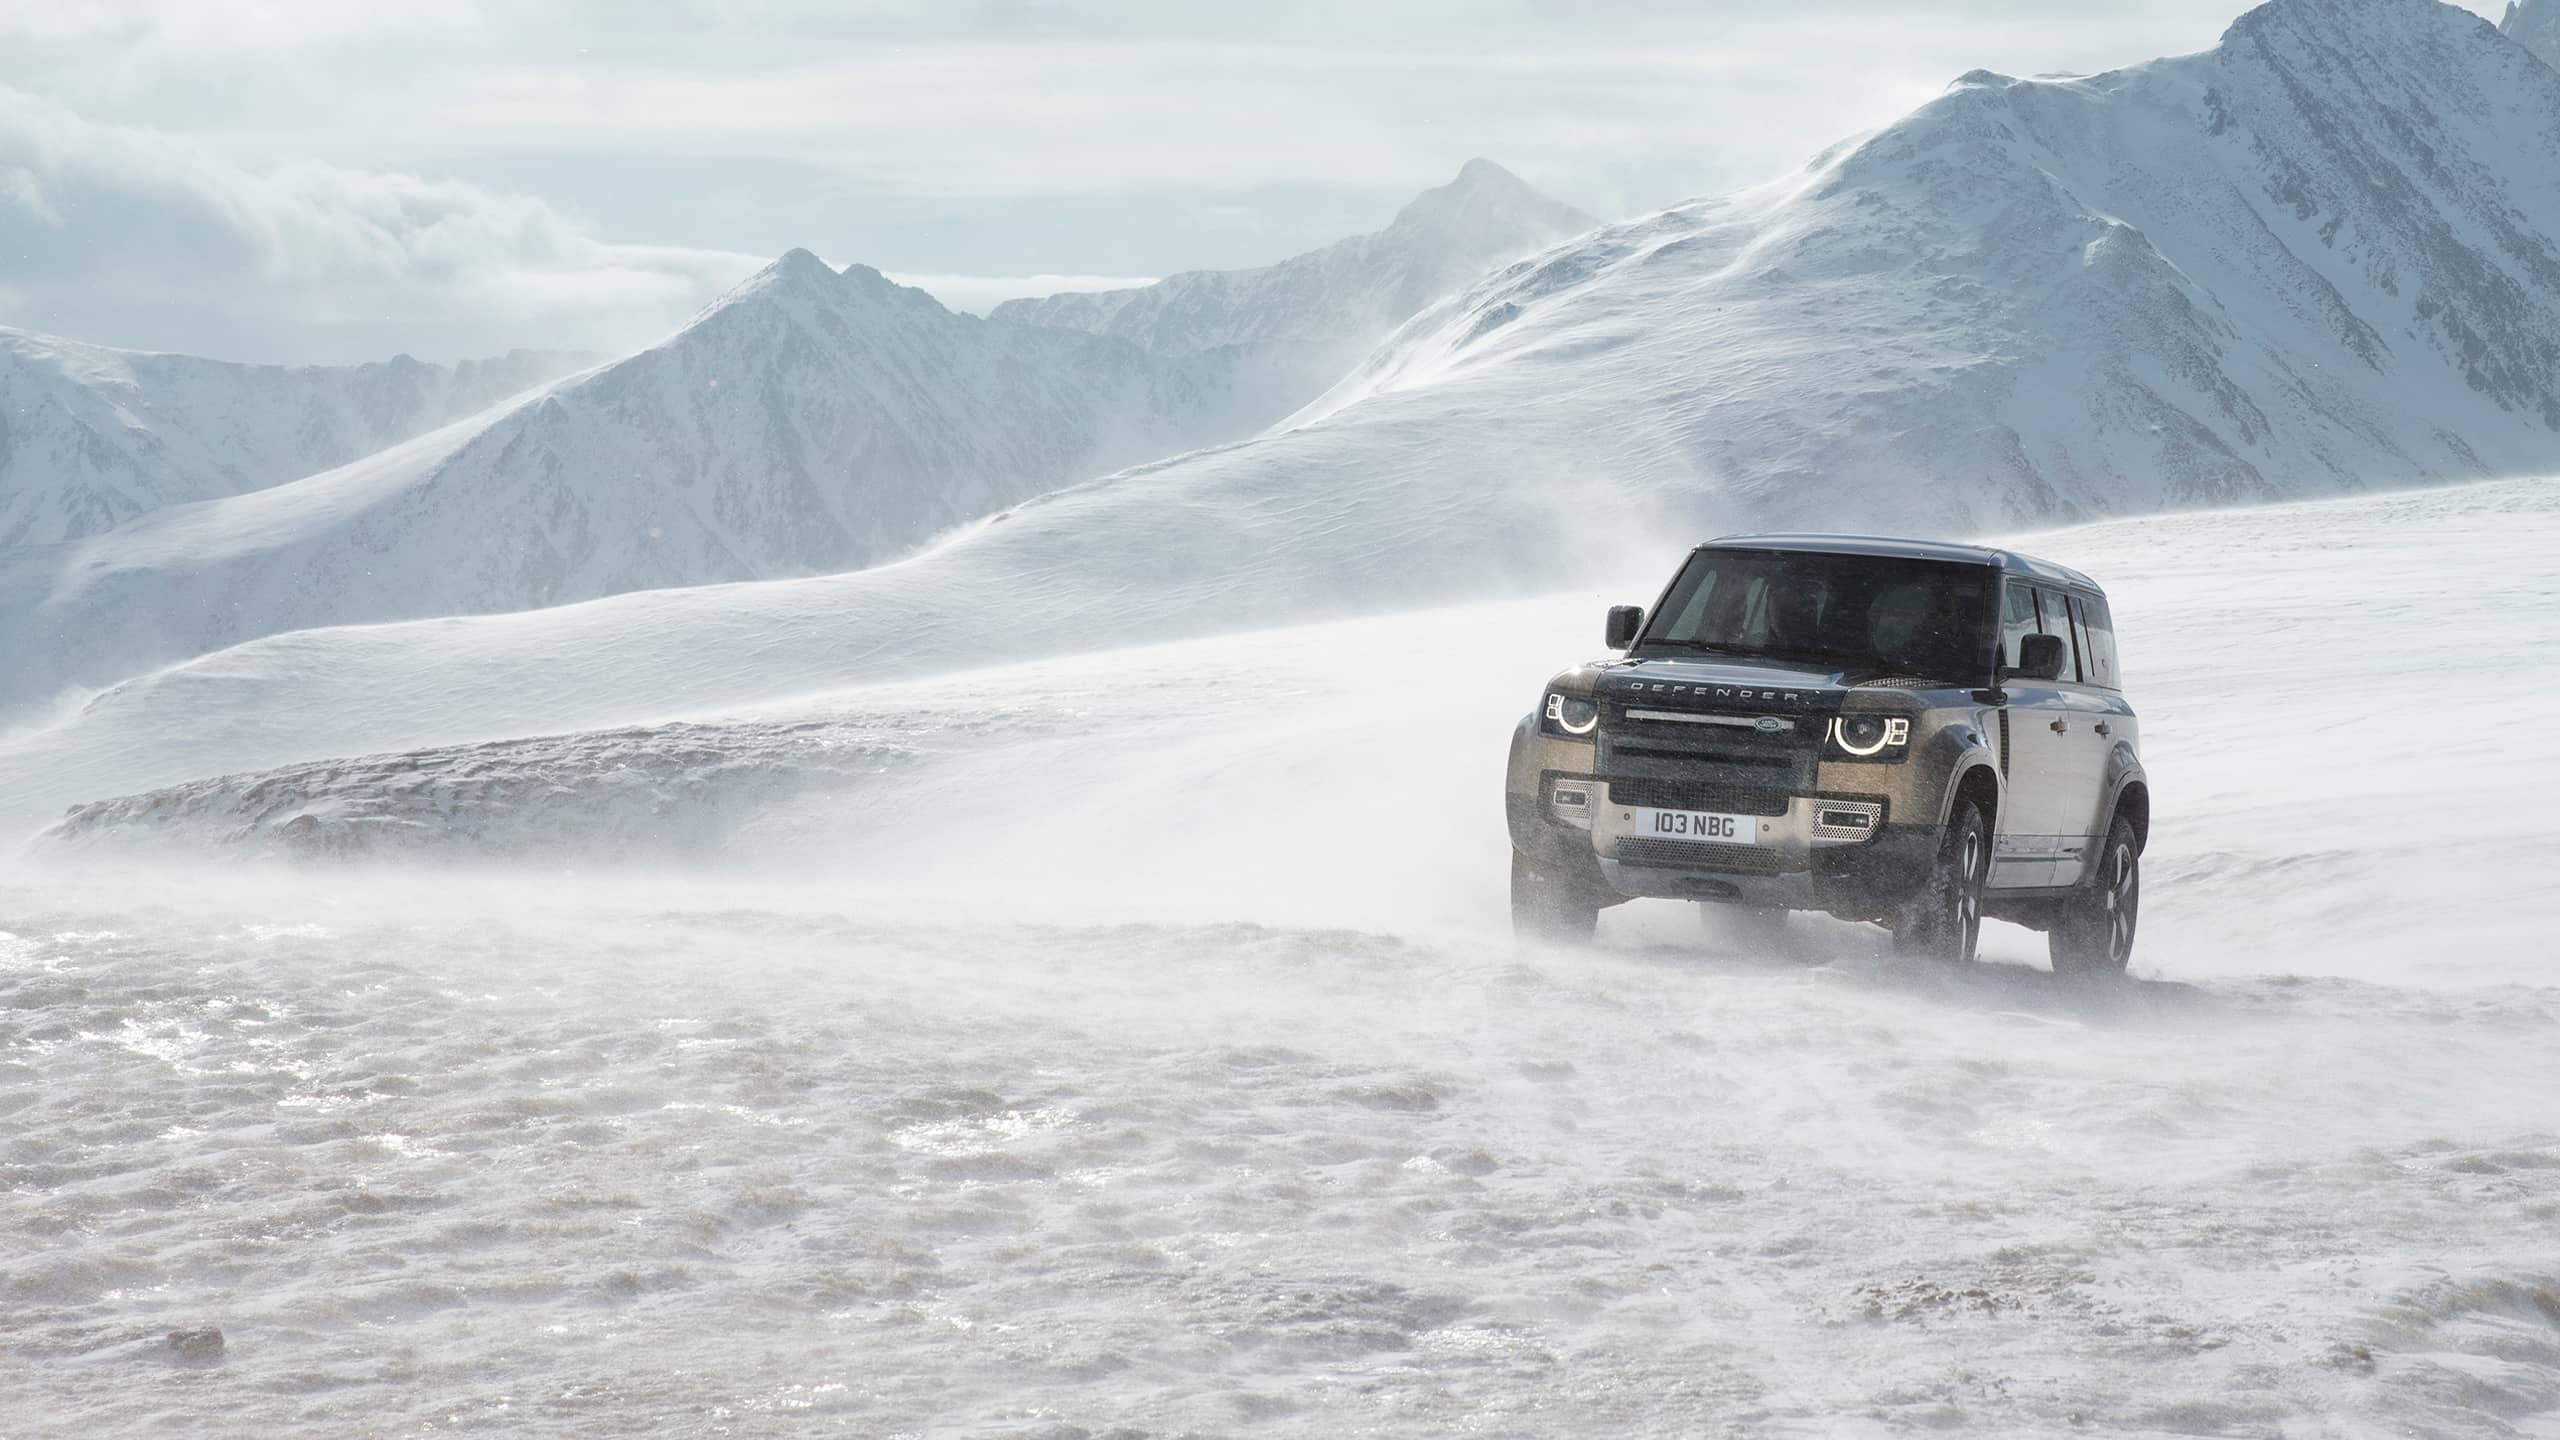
1915,713 -> 2004,830
1504,713 -> 1541,850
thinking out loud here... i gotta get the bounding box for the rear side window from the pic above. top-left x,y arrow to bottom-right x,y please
2001,582 -> 2040,670
2070,592 -> 2121,690
2032,587 -> 2083,683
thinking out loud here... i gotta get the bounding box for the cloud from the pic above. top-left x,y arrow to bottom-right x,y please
0,84 -> 763,363
0,0 -> 2516,359
0,164 -> 59,224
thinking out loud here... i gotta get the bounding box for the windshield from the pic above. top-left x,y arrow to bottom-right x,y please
1640,549 -> 1995,680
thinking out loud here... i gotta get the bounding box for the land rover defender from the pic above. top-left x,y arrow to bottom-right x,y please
1503,536 -> 2148,976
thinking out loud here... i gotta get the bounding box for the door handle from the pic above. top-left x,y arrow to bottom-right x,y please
2049,719 -> 2068,733
2095,722 -> 2113,737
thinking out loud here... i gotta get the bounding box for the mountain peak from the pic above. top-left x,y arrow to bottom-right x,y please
2508,0 -> 2560,69
1390,158 -> 1591,236
768,248 -> 837,285
687,250 -> 956,340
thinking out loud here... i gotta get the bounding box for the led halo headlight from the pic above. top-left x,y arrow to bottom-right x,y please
1544,692 -> 1601,737
1827,714 -> 1911,759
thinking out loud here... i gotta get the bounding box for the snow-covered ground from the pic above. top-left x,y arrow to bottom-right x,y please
6,477 -> 2557,1435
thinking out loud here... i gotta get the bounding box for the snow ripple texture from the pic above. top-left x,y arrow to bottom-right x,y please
2,880 -> 2556,1435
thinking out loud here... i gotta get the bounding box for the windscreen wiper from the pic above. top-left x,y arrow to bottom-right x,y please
1646,640 -> 1842,668
1642,639 -> 1750,655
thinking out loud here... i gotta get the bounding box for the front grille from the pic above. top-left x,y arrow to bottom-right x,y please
1605,780 -> 1789,816
1611,838 -> 1793,874
1600,704 -> 1824,788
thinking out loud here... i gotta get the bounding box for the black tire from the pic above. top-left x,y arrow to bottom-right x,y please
1894,800 -> 1988,965
2050,812 -> 2140,979
1511,849 -> 1600,944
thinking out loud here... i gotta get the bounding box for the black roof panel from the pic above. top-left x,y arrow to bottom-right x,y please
1700,532 -> 2102,592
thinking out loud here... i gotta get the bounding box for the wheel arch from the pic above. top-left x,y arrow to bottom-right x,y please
2112,778 -> 2150,852
1946,759 -> 2002,835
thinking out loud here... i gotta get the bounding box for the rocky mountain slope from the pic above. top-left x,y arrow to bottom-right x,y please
1284,0 -> 2560,532
4,151 -> 1589,712
991,159 -> 1593,414
2509,0 -> 2560,68
0,253 -> 1284,708
0,330 -> 588,547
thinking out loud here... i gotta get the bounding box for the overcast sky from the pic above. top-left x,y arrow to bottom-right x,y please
0,0 -> 2510,364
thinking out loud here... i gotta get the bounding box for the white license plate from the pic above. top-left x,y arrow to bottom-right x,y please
1627,807 -> 1759,845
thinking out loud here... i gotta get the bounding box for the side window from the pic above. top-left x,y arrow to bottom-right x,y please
2033,587 -> 2083,683
2070,593 -> 2120,689
2000,582 -> 2039,670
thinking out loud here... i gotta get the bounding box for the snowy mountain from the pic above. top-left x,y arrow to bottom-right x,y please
1286,0 -> 2560,531
0,330 -> 589,547
0,252 -> 1284,709
13,0 -> 2560,744
2509,0 -> 2560,68
990,159 -> 1594,411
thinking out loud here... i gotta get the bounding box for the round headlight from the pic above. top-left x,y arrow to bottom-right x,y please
1837,716 -> 1891,753
1546,693 -> 1600,735
1830,715 -> 1908,757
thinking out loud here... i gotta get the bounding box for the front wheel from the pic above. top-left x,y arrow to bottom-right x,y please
2050,813 -> 2139,979
1894,801 -> 1987,965
1511,850 -> 1600,944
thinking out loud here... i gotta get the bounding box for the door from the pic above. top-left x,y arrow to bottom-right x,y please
1990,580 -> 2069,889
2038,587 -> 2115,887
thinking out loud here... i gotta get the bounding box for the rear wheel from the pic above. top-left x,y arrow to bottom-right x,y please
2050,813 -> 2139,979
1511,850 -> 1600,944
1894,801 -> 1987,965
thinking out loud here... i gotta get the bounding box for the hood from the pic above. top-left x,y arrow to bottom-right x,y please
1595,654 -> 1861,707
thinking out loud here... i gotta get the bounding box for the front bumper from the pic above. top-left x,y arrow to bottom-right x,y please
1516,769 -> 1939,915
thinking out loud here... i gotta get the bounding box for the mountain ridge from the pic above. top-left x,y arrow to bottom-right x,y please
989,159 -> 1594,409
0,329 -> 593,547
2508,0 -> 2560,68
0,251 -> 1285,707
0,164 -> 1605,712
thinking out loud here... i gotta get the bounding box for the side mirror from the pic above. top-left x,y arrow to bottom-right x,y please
1605,605 -> 1644,651
2016,632 -> 2068,682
